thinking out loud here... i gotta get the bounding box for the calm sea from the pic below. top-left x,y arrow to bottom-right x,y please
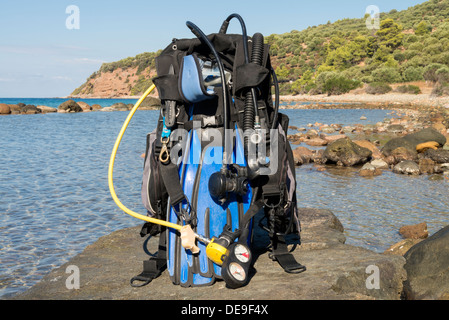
1,99 -> 448,298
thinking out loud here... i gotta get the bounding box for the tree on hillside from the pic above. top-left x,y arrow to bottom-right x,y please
415,21 -> 432,36
375,18 -> 404,51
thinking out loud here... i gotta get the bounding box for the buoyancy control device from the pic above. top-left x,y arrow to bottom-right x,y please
109,13 -> 306,289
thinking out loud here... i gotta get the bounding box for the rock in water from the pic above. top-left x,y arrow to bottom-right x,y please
416,141 -> 439,153
399,223 -> 429,239
382,128 -> 446,157
139,96 -> 161,110
77,101 -> 92,112
305,138 -> 328,147
403,225 -> 449,300
0,103 -> 11,114
422,149 -> 449,163
370,159 -> 389,169
37,106 -> 57,113
110,102 -> 129,111
393,161 -> 420,175
390,147 -> 418,164
22,105 -> 41,114
359,163 -> 382,177
58,100 -> 83,113
353,140 -> 383,159
323,137 -> 372,166
418,158 -> 435,174
292,146 -> 313,166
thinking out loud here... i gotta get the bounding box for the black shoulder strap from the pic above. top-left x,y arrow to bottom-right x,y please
130,229 -> 167,288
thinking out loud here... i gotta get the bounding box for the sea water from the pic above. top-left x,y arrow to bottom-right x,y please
0,106 -> 448,298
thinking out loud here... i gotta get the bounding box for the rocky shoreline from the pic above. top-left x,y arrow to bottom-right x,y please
0,96 -> 162,115
287,107 -> 449,179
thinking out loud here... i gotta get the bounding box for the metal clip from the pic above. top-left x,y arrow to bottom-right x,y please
172,200 -> 196,227
159,137 -> 170,164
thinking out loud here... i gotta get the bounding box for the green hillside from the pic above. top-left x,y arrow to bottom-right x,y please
270,0 -> 449,95
72,0 -> 449,97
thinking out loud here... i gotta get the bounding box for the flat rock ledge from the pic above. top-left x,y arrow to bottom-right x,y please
14,209 -> 406,300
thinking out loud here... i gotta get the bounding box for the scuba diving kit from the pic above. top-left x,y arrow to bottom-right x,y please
108,14 -> 306,289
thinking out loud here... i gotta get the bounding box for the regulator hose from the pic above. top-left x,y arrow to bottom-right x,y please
108,84 -> 212,253
108,84 -> 184,231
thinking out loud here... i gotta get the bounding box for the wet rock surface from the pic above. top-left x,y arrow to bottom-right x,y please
14,209 -> 407,300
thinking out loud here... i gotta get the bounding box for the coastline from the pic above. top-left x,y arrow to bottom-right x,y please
279,92 -> 449,109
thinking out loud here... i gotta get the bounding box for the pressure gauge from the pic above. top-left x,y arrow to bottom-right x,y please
234,244 -> 250,263
228,262 -> 246,281
221,242 -> 252,289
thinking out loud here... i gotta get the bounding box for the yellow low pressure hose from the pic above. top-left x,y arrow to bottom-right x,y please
107,84 -> 182,231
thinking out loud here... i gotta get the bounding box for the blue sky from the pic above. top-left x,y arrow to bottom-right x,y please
0,0 -> 425,97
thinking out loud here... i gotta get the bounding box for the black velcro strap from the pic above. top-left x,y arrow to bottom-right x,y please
270,235 -> 306,274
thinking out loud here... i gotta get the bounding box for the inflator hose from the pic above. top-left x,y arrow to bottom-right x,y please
107,84 -> 183,232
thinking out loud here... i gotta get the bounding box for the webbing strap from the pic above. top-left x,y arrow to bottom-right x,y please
130,230 -> 167,288
270,234 -> 306,274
